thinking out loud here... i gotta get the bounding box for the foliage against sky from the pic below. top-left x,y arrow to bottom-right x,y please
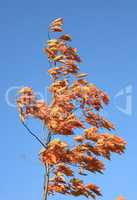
17,18 -> 126,199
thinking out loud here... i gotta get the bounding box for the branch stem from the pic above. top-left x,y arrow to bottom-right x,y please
22,122 -> 47,148
42,131 -> 51,200
43,163 -> 49,200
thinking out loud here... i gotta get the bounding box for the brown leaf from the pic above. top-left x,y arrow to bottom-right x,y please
59,34 -> 72,41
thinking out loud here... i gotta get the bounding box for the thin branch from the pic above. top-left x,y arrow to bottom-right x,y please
22,122 -> 52,200
22,122 -> 47,149
46,131 -> 52,146
48,28 -> 51,40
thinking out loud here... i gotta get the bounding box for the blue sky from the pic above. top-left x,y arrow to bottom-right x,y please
0,0 -> 137,200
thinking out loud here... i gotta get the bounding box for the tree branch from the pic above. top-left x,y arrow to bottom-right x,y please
22,122 -> 47,149
22,122 -> 52,200
43,131 -> 52,200
43,163 -> 49,200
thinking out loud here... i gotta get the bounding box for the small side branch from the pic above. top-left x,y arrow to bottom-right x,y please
22,122 -> 52,200
22,122 -> 47,149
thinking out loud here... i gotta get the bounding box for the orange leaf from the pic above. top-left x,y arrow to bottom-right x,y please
59,34 -> 72,41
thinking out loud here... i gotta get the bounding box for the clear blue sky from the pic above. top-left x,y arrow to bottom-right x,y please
0,0 -> 136,200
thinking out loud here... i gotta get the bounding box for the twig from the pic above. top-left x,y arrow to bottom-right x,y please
22,122 -> 47,149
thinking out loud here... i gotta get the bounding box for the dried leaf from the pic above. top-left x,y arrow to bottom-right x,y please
59,34 -> 72,41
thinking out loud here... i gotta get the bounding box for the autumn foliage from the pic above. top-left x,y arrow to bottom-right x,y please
17,18 -> 127,199
116,196 -> 125,200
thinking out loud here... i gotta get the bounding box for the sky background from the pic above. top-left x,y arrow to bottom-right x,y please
0,0 -> 137,200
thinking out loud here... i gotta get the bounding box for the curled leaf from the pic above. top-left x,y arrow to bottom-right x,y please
59,34 -> 72,41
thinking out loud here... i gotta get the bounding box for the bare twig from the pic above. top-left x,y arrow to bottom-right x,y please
22,122 -> 47,149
